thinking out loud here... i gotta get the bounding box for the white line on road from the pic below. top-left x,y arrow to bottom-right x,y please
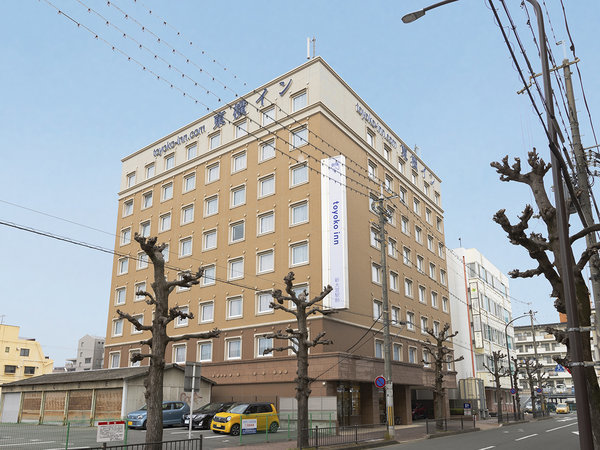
546,423 -> 578,432
515,434 -> 538,441
478,446 -> 496,450
573,431 -> 580,435
0,442 -> 55,447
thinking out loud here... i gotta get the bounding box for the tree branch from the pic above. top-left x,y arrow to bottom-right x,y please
165,268 -> 204,291
508,267 -> 544,279
576,242 -> 600,272
137,290 -> 157,306
167,328 -> 220,343
271,301 -> 298,316
130,352 -> 152,363
570,223 -> 600,244
263,345 -> 297,355
117,309 -> 152,331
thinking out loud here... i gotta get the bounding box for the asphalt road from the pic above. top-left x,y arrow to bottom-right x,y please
389,414 -> 580,450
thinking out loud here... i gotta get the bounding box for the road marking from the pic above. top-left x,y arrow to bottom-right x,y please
546,423 -> 578,432
515,434 -> 538,441
573,431 -> 580,435
0,442 -> 55,447
478,446 -> 496,450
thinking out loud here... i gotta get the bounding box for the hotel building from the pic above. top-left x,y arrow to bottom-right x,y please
103,57 -> 454,425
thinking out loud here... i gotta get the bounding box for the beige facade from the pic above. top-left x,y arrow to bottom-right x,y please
103,58 -> 454,424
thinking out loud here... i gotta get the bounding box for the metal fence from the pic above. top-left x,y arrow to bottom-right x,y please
300,423 -> 387,449
89,438 -> 202,449
425,416 -> 476,434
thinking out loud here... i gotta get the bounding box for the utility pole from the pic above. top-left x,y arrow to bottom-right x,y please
563,57 -> 600,354
373,189 -> 397,438
528,310 -> 545,416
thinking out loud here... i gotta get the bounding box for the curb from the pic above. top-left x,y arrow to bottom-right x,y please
499,420 -> 528,427
426,427 -> 480,439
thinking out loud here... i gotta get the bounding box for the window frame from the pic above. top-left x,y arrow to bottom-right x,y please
181,203 -> 195,225
231,150 -> 247,173
203,228 -> 218,251
199,300 -> 215,323
229,221 -> 245,244
257,249 -> 275,274
258,211 -> 275,235
258,174 -> 276,198
161,182 -> 173,201
291,126 -> 308,149
290,200 -> 309,226
204,195 -> 219,217
231,184 -> 247,208
290,241 -> 309,267
226,296 -> 243,319
228,257 -> 244,280
290,162 -> 309,187
179,236 -> 193,258
183,172 -> 196,193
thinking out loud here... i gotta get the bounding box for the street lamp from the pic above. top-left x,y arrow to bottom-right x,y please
505,314 -> 529,420
402,1 -> 593,447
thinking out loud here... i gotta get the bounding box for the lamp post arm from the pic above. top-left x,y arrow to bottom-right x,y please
401,0 -> 459,23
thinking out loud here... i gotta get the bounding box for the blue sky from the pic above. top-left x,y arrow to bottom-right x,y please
1,1 -> 598,366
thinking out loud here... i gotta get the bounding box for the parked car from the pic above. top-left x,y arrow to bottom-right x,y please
127,401 -> 190,429
211,402 -> 279,436
182,402 -> 234,429
556,403 -> 569,414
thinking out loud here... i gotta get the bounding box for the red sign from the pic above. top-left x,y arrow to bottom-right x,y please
375,376 -> 386,388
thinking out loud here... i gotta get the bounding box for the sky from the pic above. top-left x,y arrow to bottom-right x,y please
1,1 -> 599,366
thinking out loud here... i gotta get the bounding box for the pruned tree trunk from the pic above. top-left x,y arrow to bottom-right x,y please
483,350 -> 508,424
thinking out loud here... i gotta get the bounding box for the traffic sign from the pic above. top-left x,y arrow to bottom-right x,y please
463,403 -> 472,416
374,376 -> 386,388
536,387 -> 543,394
510,388 -> 516,395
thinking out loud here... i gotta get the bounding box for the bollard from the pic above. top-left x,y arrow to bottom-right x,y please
315,425 -> 319,448
65,422 -> 70,450
461,416 -> 464,430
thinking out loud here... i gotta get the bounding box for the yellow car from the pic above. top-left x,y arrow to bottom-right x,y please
556,403 -> 569,414
211,402 -> 279,436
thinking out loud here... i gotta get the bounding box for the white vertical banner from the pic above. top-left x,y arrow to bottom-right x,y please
321,155 -> 349,309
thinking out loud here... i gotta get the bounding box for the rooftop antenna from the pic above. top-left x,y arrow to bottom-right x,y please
312,36 -> 316,59
458,237 -> 462,248
307,36 -> 316,59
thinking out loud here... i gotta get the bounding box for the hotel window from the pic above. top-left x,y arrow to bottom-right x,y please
134,282 -> 146,301
426,208 -> 432,223
401,216 -> 409,234
209,132 -> 220,150
256,211 -> 274,235
424,182 -> 430,196
257,141 -> 275,166
404,278 -> 413,297
161,244 -> 170,262
398,158 -> 405,174
206,162 -> 220,183
115,287 -> 126,305
402,247 -> 411,265
173,344 -> 187,363
131,314 -> 143,334
290,241 -> 309,266
120,227 -> 131,245
202,265 -> 216,286
291,126 -> 308,148
390,272 -> 399,291
373,299 -> 382,320
438,243 -> 445,258
259,175 -> 275,197
421,316 -> 429,334
162,182 -> 173,201
388,238 -> 397,258
203,229 -> 217,250
183,173 -> 196,192
429,263 -> 436,279
434,191 -> 440,205
431,291 -> 438,308
368,161 -> 377,180
256,335 -> 273,358
406,312 -> 415,331
411,171 -> 418,185
292,91 -> 307,111
186,143 -> 197,160
392,306 -> 400,325
415,226 -> 422,243
436,216 -> 442,232
387,206 -> 396,226
384,175 -> 393,192
413,198 -> 420,215
417,255 -> 424,272
204,195 -> 218,216
257,250 -> 274,273
408,347 -> 417,364
375,339 -> 383,358
127,172 -> 136,187
181,204 -> 194,224
423,351 -> 430,367
198,341 -> 212,362
232,151 -> 247,172
159,213 -> 171,232
418,285 -> 426,303
440,270 -> 447,285
427,235 -> 434,251
109,352 -> 120,368
291,201 -> 308,226
200,301 -> 214,323
137,252 -> 148,269
230,221 -> 245,243
123,199 -> 133,217
399,186 -> 406,204
118,257 -> 129,275
227,296 -> 243,319
226,338 -> 242,360
433,321 -> 440,337
112,319 -> 123,337
393,343 -> 403,361
140,220 -> 150,237
231,185 -> 246,207
370,227 -> 380,249
367,130 -> 375,147
442,296 -> 449,313
384,145 -> 391,161
179,237 -> 192,257
371,263 -> 381,284
228,258 -> 244,280
142,191 -> 153,209
175,306 -> 189,327
234,120 -> 247,138
291,162 -> 308,186
165,153 -> 175,170
257,292 -> 273,314
262,107 -> 275,126
145,163 -> 155,179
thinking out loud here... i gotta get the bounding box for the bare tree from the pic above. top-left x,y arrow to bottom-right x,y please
491,150 -> 600,444
117,234 -> 220,446
483,350 -> 508,423
262,272 -> 333,449
421,323 -> 464,430
518,357 -> 542,417
510,356 -> 523,419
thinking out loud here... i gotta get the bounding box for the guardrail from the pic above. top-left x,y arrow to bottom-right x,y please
300,423 -> 387,449
425,416 -> 476,434
89,438 -> 202,449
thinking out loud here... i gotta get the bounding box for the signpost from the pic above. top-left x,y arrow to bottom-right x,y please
96,421 -> 125,445
242,419 -> 257,435
463,402 -> 472,416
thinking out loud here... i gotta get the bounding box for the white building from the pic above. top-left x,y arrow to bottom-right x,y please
65,335 -> 105,372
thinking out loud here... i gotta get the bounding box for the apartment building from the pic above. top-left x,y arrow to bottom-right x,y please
65,335 -> 105,372
103,57 -> 453,425
448,248 -> 514,415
